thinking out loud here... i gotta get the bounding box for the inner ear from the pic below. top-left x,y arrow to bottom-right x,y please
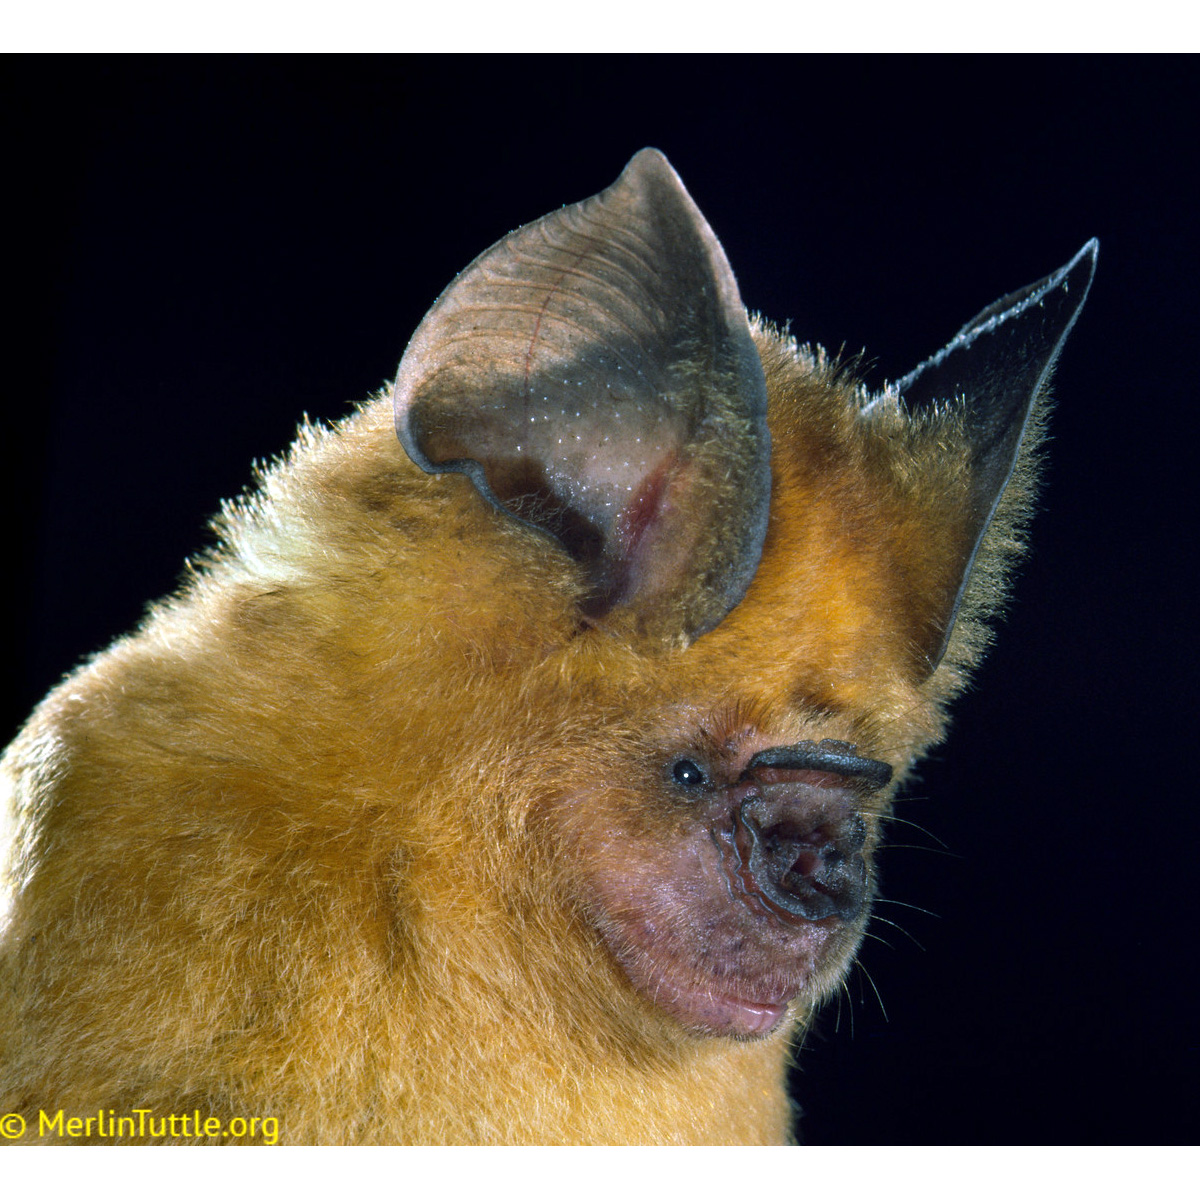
393,148 -> 771,643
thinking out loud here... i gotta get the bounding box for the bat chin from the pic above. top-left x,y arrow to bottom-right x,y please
599,907 -> 845,1040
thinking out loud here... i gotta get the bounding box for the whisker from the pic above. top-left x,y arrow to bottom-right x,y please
878,841 -> 959,858
869,914 -> 926,951
835,977 -> 852,1036
853,958 -> 888,1023
858,928 -> 895,951
879,813 -> 950,847
874,896 -> 940,919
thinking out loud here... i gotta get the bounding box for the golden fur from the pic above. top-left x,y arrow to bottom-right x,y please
0,322 -> 1044,1144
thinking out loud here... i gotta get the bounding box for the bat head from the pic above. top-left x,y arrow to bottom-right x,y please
392,150 -> 1095,1039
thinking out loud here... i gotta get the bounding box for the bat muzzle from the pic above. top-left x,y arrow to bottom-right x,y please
712,741 -> 892,925
730,791 -> 869,922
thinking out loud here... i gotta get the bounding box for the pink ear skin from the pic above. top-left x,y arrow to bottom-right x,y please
394,148 -> 771,643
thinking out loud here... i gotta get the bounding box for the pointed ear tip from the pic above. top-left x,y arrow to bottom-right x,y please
1048,238 -> 1099,309
628,146 -> 670,167
622,146 -> 680,184
1033,237 -> 1098,307
1060,237 -> 1099,286
1074,236 -> 1100,268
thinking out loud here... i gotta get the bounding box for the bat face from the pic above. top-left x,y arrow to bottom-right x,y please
549,705 -> 898,1039
500,399 -> 944,1041
393,149 -> 1096,1044
0,148 -> 1095,1143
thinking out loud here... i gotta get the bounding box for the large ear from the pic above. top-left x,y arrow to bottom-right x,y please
897,239 -> 1098,669
393,148 -> 770,642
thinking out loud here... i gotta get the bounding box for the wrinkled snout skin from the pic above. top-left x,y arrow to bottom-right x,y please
726,773 -> 872,925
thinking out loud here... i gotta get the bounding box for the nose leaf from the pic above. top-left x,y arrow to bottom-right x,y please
733,800 -> 868,923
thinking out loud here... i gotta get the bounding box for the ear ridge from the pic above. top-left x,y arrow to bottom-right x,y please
895,239 -> 1098,670
394,148 -> 771,642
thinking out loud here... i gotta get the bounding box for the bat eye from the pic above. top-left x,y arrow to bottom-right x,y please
671,758 -> 708,789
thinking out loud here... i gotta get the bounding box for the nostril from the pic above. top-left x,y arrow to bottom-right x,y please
765,820 -> 838,854
788,849 -> 822,878
732,800 -> 870,923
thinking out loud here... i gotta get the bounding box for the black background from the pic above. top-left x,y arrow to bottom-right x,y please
6,56 -> 1197,1145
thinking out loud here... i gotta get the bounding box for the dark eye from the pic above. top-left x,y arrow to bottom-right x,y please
671,758 -> 707,789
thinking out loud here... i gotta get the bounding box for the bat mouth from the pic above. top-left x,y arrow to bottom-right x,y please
643,972 -> 792,1038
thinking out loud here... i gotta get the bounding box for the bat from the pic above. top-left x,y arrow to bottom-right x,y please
0,148 -> 1095,1144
